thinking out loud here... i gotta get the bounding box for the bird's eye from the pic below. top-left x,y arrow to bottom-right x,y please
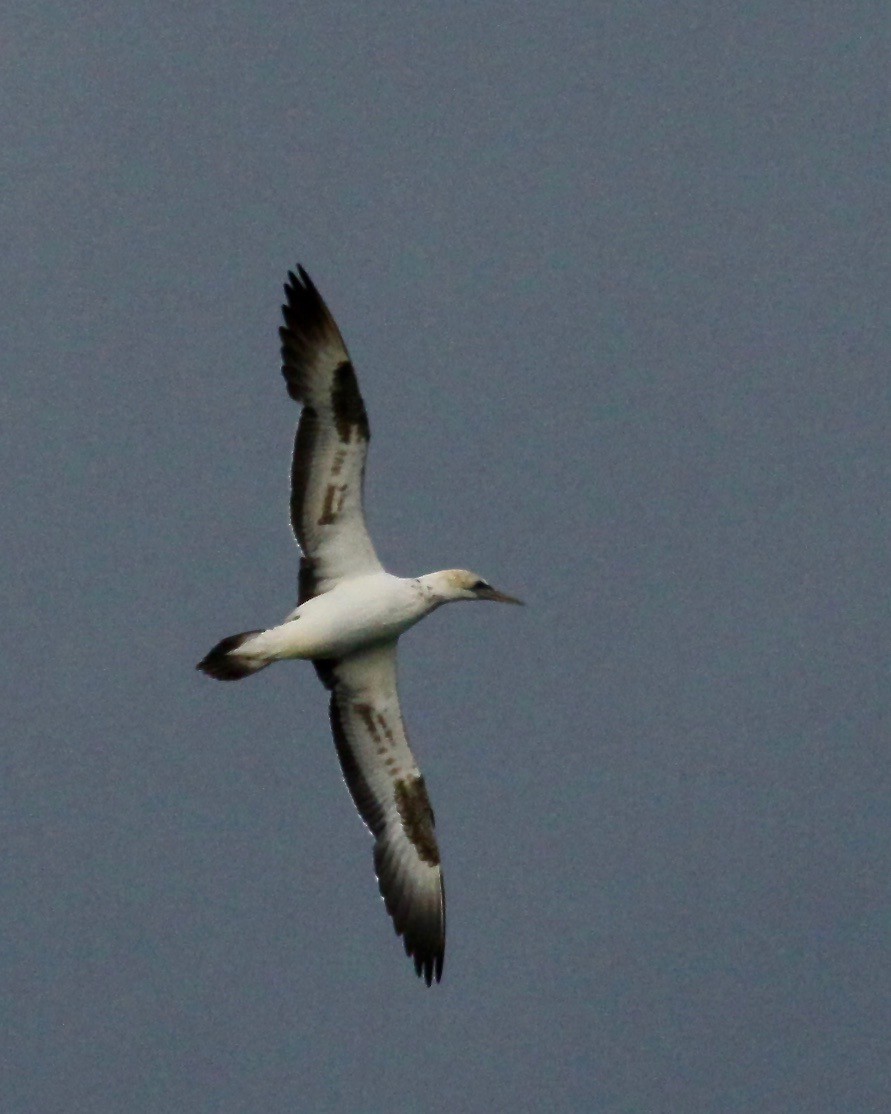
471,580 -> 490,591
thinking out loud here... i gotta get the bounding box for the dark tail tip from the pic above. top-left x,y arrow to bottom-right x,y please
196,630 -> 265,681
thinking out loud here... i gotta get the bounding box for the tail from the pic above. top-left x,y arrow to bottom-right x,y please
196,630 -> 270,681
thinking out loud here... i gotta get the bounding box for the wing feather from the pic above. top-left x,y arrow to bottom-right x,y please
321,642 -> 445,985
280,267 -> 382,601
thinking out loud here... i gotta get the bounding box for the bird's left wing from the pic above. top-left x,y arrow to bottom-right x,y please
316,642 -> 446,985
280,267 -> 383,604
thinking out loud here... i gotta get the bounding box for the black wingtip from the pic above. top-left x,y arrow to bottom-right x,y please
279,263 -> 351,409
283,264 -> 316,299
280,264 -> 332,337
399,894 -> 445,988
374,843 -> 446,987
414,951 -> 444,987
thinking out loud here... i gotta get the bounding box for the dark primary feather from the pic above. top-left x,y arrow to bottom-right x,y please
279,266 -> 348,404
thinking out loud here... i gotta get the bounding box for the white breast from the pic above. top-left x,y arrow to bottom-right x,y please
260,574 -> 429,661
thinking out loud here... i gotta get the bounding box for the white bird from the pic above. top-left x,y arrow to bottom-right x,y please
197,267 -> 521,985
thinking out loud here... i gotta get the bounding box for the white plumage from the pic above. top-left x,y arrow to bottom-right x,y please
197,267 -> 520,984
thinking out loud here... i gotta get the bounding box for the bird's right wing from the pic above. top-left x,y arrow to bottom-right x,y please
279,267 -> 383,604
316,641 -> 445,986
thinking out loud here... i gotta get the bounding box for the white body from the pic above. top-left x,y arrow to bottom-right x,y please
242,574 -> 438,664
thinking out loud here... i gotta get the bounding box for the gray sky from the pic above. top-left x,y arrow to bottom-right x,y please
3,4 -> 888,1111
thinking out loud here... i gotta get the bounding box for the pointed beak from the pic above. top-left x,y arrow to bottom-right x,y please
484,588 -> 524,605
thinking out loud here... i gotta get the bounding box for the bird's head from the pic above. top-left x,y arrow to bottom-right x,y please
423,569 -> 523,605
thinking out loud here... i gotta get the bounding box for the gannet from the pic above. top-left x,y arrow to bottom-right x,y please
197,266 -> 521,985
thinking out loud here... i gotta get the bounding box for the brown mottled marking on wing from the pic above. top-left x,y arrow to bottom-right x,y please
331,361 -> 370,443
375,712 -> 395,744
355,702 -> 381,744
328,690 -> 385,834
395,777 -> 440,866
318,483 -> 348,525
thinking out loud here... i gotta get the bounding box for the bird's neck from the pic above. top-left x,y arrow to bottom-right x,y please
415,571 -> 457,609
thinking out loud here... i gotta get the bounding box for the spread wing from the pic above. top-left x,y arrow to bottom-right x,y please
280,267 -> 383,604
317,642 -> 445,986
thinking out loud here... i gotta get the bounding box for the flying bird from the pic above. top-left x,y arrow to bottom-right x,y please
197,266 -> 521,985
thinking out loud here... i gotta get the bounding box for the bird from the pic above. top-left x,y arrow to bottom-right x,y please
197,266 -> 521,985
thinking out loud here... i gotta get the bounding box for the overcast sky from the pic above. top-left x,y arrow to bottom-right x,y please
2,4 -> 888,1111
